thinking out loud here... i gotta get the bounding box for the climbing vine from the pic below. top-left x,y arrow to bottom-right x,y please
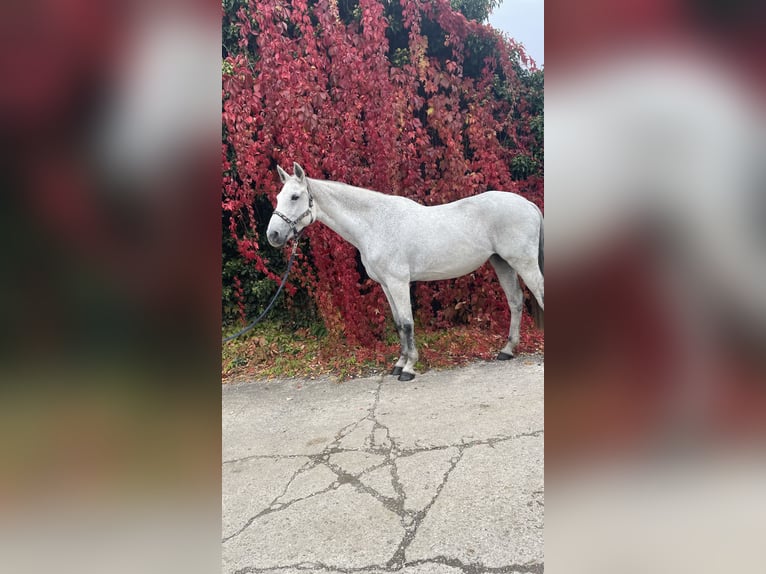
223,0 -> 543,356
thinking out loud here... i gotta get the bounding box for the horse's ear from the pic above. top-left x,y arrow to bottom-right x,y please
293,162 -> 306,182
277,164 -> 289,183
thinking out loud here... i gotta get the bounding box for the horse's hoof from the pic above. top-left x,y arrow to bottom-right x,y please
398,371 -> 415,382
391,366 -> 403,376
496,352 -> 514,361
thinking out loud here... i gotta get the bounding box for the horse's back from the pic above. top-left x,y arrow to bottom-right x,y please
448,191 -> 540,232
383,191 -> 540,281
407,190 -> 540,244
461,190 -> 538,211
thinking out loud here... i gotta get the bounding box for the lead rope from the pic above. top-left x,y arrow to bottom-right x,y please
222,233 -> 302,343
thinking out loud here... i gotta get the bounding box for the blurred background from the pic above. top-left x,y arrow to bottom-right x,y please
0,1 -> 220,572
3,0 -> 766,572
545,0 -> 766,572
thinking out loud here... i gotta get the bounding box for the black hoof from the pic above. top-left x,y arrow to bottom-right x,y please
496,352 -> 514,361
398,371 -> 415,382
391,366 -> 403,376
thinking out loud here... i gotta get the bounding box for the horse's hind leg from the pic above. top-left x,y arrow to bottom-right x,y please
490,255 -> 524,359
514,259 -> 544,311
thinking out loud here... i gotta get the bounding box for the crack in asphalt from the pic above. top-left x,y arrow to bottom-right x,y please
222,448 -> 362,465
232,556 -> 544,574
386,446 -> 465,570
405,555 -> 545,574
224,374 -> 543,572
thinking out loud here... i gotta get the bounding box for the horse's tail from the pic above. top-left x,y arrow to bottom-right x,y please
529,212 -> 544,330
529,296 -> 544,331
537,212 -> 544,277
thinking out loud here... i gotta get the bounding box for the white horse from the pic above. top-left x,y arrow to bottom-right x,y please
267,162 -> 544,381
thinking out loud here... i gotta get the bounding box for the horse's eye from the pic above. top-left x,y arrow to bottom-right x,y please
291,194 -> 299,201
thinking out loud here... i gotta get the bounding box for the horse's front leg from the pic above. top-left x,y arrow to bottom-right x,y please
388,323 -> 409,378
381,285 -> 407,376
383,280 -> 418,381
391,323 -> 407,377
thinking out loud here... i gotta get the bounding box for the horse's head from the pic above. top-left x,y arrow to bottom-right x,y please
267,162 -> 315,247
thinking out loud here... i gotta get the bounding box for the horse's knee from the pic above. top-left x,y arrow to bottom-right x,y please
402,323 -> 417,358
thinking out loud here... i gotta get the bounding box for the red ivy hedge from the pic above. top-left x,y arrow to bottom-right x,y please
223,0 -> 543,353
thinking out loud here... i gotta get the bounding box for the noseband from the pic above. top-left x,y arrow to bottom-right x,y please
273,181 -> 315,240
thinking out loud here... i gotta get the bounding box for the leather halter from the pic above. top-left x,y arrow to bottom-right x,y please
273,181 -> 315,240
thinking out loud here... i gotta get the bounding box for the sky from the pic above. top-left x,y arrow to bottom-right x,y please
488,0 -> 544,67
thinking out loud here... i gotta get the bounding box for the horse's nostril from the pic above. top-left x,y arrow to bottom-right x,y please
269,230 -> 279,242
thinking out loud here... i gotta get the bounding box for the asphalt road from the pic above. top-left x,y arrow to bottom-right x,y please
222,356 -> 544,574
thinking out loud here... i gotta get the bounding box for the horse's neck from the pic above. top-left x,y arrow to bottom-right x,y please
309,179 -> 380,248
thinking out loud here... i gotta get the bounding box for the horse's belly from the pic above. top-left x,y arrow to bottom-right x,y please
409,250 -> 489,281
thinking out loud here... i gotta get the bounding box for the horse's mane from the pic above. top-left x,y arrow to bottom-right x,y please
309,177 -> 392,199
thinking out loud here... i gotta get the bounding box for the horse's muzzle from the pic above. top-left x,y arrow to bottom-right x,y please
267,229 -> 285,247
